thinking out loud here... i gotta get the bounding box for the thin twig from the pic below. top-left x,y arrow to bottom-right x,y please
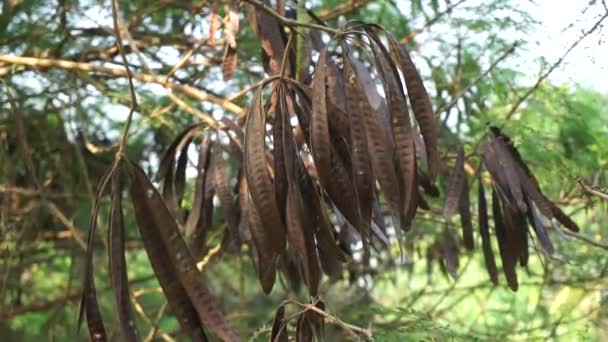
280,30 -> 295,79
304,304 -> 373,340
243,0 -> 339,35
111,0 -> 138,156
166,92 -> 217,127
436,41 -> 519,116
277,299 -> 373,340
578,179 -> 608,201
45,202 -> 87,250
564,230 -> 608,251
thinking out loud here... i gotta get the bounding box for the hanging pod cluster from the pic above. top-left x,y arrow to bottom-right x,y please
437,127 -> 581,289
78,125 -> 243,342
475,127 -> 580,290
242,23 -> 443,295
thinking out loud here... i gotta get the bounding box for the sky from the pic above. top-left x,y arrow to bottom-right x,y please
522,0 -> 608,92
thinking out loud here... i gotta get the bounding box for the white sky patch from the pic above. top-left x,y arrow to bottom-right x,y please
518,0 -> 608,92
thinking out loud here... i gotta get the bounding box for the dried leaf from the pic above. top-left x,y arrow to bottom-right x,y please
223,46 -> 238,81
209,0 -> 221,42
247,3 -> 287,75
222,0 -> 240,80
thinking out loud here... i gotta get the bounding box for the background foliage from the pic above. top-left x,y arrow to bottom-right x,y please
1,0 -> 607,340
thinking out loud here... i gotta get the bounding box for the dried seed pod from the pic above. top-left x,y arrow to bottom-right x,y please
129,162 -> 238,341
244,87 -> 286,293
109,172 -> 140,342
478,175 -> 498,285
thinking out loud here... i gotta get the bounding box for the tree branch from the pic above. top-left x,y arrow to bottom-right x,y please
0,54 -> 244,117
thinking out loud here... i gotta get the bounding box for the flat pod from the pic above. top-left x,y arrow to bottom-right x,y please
129,163 -> 239,341
270,305 -> 288,342
491,188 -> 518,291
371,38 -> 418,231
458,174 -> 475,251
285,183 -> 321,296
185,136 -> 212,236
388,33 -> 441,182
351,51 -> 404,240
272,88 -> 288,225
440,227 -> 459,279
128,163 -> 208,341
109,172 -> 140,342
279,84 -> 321,296
342,46 -> 374,260
78,166 -> 114,342
248,198 -> 278,293
191,138 -> 216,258
490,134 -> 526,212
478,176 -> 498,285
244,87 -> 286,293
443,146 -> 466,221
310,47 -> 332,190
211,140 -> 241,250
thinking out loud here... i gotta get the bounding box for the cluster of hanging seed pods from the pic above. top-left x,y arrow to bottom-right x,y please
77,16 -> 582,341
242,24 -> 443,296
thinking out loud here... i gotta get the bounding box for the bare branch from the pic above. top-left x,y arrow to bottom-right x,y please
0,54 -> 244,116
